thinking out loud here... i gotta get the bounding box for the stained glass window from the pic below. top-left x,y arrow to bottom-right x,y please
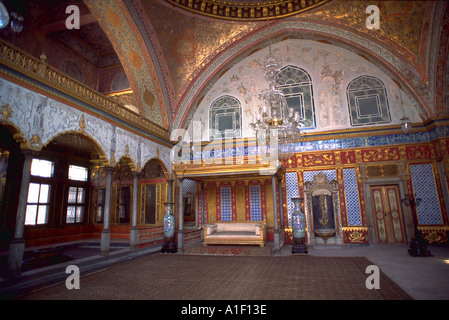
25,158 -> 54,225
66,186 -> 85,223
277,65 -> 316,129
209,95 -> 242,140
25,183 -> 50,225
346,75 -> 391,126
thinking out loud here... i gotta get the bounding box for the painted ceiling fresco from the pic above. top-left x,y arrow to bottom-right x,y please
2,0 -> 446,140
304,0 -> 431,76
85,0 -> 170,129
118,0 -> 445,134
142,0 -> 259,105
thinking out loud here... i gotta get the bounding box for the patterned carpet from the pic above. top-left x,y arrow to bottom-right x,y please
16,253 -> 411,300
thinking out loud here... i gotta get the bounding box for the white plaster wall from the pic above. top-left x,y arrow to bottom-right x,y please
186,39 -> 421,142
0,78 -> 172,174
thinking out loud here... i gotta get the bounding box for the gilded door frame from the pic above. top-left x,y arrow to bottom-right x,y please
370,185 -> 406,244
362,176 -> 413,245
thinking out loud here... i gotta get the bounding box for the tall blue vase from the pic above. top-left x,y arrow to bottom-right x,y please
161,202 -> 177,253
291,197 -> 308,254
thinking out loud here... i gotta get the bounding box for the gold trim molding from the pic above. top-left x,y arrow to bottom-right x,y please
166,0 -> 331,21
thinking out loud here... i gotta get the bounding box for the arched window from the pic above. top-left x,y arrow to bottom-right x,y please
346,75 -> 391,126
277,65 -> 316,129
209,95 -> 242,140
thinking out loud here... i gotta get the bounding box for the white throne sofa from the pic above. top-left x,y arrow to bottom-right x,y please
202,221 -> 267,247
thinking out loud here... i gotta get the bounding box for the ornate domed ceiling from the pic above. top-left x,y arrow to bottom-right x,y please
1,0 -> 447,141
85,0 -> 447,136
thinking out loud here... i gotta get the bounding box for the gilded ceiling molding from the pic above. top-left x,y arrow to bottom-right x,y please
165,0 -> 331,21
124,0 -> 176,115
173,20 -> 431,131
84,0 -> 171,131
434,1 -> 449,116
0,39 -> 170,144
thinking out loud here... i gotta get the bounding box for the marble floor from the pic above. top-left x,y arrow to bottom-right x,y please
293,244 -> 449,300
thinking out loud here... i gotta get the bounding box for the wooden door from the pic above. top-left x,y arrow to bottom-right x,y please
370,185 -> 406,244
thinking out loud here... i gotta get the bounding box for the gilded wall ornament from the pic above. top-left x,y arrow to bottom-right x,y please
1,103 -> 12,120
29,134 -> 41,150
79,114 -> 86,133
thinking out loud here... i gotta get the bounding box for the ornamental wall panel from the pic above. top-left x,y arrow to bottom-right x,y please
0,78 -> 171,173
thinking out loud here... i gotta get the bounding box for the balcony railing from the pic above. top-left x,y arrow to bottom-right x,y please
0,39 -> 169,140
137,225 -> 164,245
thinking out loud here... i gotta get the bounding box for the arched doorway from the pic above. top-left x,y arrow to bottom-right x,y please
140,159 -> 169,227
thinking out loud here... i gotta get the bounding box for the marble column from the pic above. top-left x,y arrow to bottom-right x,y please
278,176 -> 285,249
7,150 -> 34,277
272,175 -> 280,254
100,166 -> 113,255
167,179 -> 173,203
200,182 -> 205,226
129,172 -> 139,248
278,177 -> 285,229
178,178 -> 184,253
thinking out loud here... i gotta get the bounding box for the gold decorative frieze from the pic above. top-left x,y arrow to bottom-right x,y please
366,164 -> 399,178
418,226 -> 449,244
342,227 -> 368,244
362,148 -> 399,162
166,0 -> 330,21
303,152 -> 334,167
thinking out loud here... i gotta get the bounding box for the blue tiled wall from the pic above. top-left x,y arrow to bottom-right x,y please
249,185 -> 262,221
410,164 -> 443,225
343,168 -> 362,226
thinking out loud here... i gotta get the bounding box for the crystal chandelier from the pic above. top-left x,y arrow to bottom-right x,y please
250,47 -> 302,160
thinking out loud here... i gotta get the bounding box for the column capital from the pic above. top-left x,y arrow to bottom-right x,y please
103,165 -> 114,172
21,148 -> 39,158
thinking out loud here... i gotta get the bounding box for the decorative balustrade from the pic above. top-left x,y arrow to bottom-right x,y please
137,226 -> 164,245
0,39 -> 169,140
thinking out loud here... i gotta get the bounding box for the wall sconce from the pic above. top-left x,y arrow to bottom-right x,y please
398,85 -> 412,134
400,116 -> 412,134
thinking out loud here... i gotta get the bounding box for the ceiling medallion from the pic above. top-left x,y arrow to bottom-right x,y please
165,0 -> 331,21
